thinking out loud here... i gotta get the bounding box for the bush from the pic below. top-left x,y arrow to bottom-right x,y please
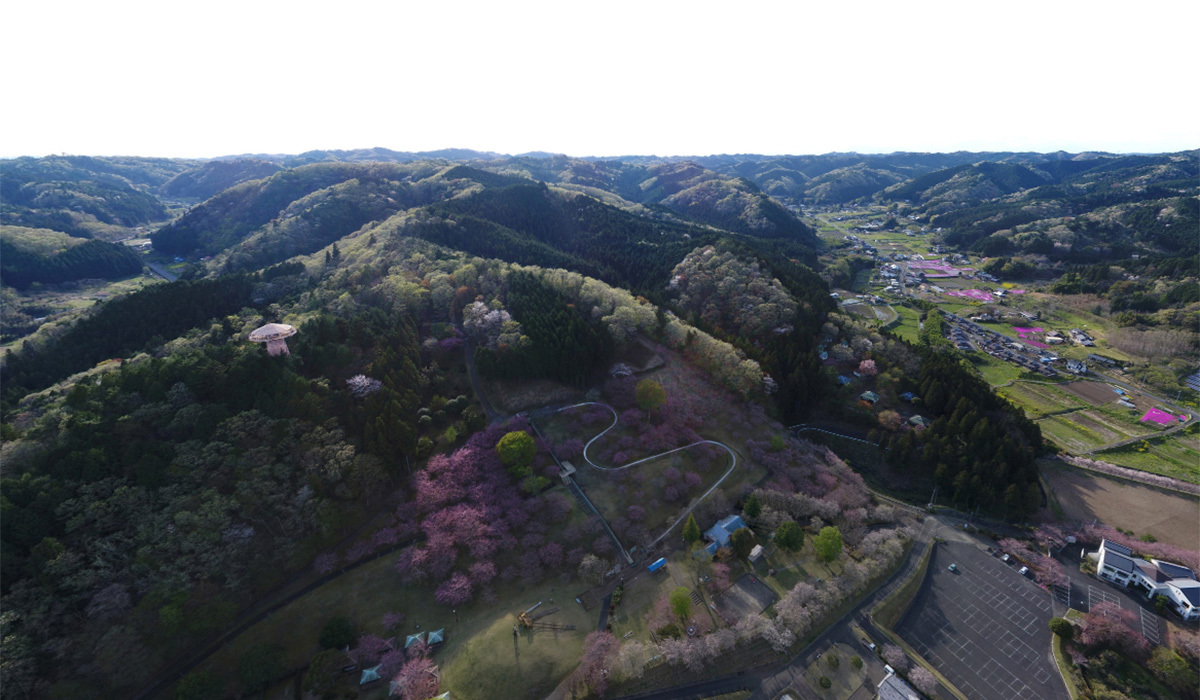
819,676 -> 832,689
319,616 -> 355,649
1049,617 -> 1073,640
826,653 -> 840,669
656,622 -> 682,639
237,642 -> 284,693
851,655 -> 863,669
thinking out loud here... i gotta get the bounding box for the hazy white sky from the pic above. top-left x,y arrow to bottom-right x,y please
3,0 -> 1197,159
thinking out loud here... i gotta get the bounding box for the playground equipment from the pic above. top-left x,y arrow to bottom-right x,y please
517,602 -> 576,631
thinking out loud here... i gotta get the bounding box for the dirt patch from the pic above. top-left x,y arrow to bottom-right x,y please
1060,381 -> 1120,406
485,378 -> 581,414
1042,462 -> 1200,549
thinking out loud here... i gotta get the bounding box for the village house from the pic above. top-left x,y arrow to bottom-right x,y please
703,514 -> 748,556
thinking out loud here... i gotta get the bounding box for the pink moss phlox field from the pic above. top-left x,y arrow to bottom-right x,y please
1141,408 -> 1175,424
947,289 -> 993,301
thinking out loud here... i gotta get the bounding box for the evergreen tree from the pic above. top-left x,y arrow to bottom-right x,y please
682,513 -> 701,544
743,492 -> 762,520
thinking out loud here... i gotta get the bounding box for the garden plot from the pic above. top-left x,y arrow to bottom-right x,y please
1037,416 -> 1108,453
999,383 -> 1086,416
1059,381 -> 1122,406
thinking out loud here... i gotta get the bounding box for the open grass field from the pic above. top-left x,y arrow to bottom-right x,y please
890,306 -> 921,343
195,547 -> 594,700
1097,424 -> 1200,484
1040,460 -> 1200,549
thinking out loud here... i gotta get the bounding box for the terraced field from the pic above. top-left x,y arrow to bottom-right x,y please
1097,425 -> 1200,484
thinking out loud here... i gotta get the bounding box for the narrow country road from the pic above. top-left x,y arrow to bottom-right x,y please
146,261 -> 179,282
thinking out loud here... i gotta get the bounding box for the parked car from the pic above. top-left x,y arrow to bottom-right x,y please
860,637 -> 876,651
1019,566 -> 1030,576
948,564 -> 958,573
1002,554 -> 1010,563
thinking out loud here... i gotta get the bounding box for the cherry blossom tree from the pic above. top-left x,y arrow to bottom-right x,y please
909,666 -> 938,695
434,572 -> 473,606
570,631 -> 619,697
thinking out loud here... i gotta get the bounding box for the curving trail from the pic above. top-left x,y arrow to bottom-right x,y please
555,402 -> 740,549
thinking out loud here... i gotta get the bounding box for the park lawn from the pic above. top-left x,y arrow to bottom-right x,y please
804,642 -> 867,700
759,539 -> 839,600
196,549 -> 594,700
606,550 -> 711,643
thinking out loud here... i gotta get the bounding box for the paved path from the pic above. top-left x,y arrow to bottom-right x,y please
146,261 -> 178,282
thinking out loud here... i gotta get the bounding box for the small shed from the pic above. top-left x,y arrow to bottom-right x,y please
748,544 -> 764,563
908,415 -> 930,428
559,461 -> 576,485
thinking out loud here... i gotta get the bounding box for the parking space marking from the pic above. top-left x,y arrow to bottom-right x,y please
1140,607 -> 1162,645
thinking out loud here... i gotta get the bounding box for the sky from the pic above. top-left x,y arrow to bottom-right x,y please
3,0 -> 1197,159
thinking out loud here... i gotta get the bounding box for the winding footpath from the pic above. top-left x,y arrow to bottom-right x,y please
554,402 -> 740,550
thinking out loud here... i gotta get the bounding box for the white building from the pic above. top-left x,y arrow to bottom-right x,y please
1096,539 -> 1200,620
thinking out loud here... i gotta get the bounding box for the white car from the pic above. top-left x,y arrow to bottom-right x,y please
1019,566 -> 1030,576
1002,554 -> 1010,563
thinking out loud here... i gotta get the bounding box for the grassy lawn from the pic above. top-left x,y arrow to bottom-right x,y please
890,306 -> 922,343
803,642 -> 868,700
759,539 -> 833,600
605,551 -> 720,643
974,356 -> 1025,387
998,382 -> 1086,415
195,548 -> 593,700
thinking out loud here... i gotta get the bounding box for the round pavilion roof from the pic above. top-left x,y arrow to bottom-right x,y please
249,323 -> 297,342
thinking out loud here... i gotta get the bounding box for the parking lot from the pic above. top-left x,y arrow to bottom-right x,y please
898,542 -> 1069,700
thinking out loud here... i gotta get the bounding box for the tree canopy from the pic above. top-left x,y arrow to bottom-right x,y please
814,526 -> 843,562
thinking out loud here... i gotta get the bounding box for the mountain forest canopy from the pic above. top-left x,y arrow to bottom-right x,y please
1,147 -> 1196,699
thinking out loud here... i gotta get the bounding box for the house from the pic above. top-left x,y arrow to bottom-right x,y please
860,391 -> 880,404
1045,335 -> 1065,345
1069,329 -> 1095,346
908,415 -> 930,429
877,672 -> 920,700
1087,354 -> 1121,368
704,515 -> 748,555
1066,359 -> 1087,375
1096,540 -> 1200,620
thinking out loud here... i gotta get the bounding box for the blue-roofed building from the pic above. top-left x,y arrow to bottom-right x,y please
704,515 -> 748,555
837,375 -> 852,385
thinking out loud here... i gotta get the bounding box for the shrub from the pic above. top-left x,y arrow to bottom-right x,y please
826,653 -> 840,669
1048,617 -> 1073,640
319,616 -> 355,649
656,622 -> 682,639
819,676 -> 832,689
851,655 -> 863,669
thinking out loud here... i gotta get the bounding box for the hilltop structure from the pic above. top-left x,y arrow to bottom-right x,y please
249,322 -> 297,356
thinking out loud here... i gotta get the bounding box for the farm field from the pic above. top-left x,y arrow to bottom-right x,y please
1041,461 -> 1199,548
1097,425 -> 1200,484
